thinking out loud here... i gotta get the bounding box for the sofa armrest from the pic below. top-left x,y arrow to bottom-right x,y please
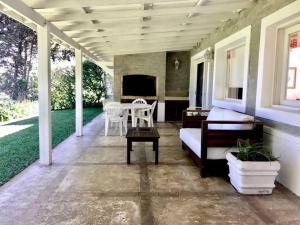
200,120 -> 263,159
182,109 -> 210,128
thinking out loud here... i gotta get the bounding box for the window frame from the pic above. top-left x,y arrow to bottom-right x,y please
212,26 -> 251,113
225,44 -> 246,100
277,24 -> 300,107
256,0 -> 300,127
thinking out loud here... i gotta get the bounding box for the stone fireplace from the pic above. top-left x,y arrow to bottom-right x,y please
122,74 -> 157,97
114,52 -> 166,121
113,51 -> 190,122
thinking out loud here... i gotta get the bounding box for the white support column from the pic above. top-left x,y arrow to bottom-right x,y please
37,24 -> 52,165
75,49 -> 83,136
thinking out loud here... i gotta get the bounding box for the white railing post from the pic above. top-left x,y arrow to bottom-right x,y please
37,23 -> 52,165
75,49 -> 83,136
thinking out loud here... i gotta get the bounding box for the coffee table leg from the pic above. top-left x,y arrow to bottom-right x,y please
127,139 -> 132,164
154,140 -> 159,164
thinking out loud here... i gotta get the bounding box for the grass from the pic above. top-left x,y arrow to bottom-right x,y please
0,107 -> 102,186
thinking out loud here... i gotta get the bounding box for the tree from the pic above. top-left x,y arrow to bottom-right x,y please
83,60 -> 107,106
0,13 -> 37,101
0,13 -> 74,101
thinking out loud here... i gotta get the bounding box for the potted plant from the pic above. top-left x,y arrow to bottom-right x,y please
226,139 -> 280,195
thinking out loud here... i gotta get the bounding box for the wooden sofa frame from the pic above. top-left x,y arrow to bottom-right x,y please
181,109 -> 264,178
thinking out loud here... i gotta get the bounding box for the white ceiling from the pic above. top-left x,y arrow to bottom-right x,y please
0,0 -> 254,73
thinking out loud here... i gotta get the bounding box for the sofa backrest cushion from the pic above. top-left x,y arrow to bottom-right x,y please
206,107 -> 254,130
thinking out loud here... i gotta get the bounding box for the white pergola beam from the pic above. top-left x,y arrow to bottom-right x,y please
46,5 -> 246,22
78,34 -> 206,45
28,0 -> 195,9
92,42 -> 195,49
37,23 -> 52,165
97,45 -> 193,54
75,49 -> 83,136
99,46 -> 192,56
57,16 -> 224,31
84,37 -> 204,49
69,27 -> 212,39
0,6 -> 37,30
0,0 -> 45,26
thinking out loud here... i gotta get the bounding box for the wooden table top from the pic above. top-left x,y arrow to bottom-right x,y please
126,127 -> 160,139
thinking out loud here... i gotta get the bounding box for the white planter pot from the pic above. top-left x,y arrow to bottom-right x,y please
226,152 -> 280,195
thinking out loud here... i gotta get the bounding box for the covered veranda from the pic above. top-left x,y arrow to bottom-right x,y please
1,115 -> 300,224
1,0 -> 300,224
0,0 -> 258,170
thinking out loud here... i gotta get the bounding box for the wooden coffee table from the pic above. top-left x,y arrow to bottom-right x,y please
126,127 -> 160,164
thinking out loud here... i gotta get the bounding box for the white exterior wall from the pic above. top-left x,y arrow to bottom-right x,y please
264,127 -> 300,196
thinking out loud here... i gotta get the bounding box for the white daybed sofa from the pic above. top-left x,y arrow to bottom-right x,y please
179,107 -> 263,177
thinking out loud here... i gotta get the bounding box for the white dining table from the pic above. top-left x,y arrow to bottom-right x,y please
121,103 -> 151,127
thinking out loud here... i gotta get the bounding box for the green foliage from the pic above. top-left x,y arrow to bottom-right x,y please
51,43 -> 75,62
51,60 -> 107,110
51,67 -> 75,110
0,93 -> 38,122
0,107 -> 102,186
83,60 -> 107,107
236,139 -> 278,162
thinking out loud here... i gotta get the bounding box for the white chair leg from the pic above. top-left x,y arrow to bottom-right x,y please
140,119 -> 144,127
124,120 -> 128,134
105,118 -> 109,136
120,121 -> 122,136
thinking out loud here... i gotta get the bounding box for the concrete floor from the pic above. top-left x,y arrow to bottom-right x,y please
1,115 -> 300,225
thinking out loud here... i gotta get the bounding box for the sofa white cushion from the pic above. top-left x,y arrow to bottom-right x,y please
179,128 -> 236,160
206,107 -> 254,130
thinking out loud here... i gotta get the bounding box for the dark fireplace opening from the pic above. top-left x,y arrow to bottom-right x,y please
122,74 -> 156,96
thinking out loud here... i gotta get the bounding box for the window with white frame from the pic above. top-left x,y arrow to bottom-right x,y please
226,45 -> 246,100
275,24 -> 300,107
212,26 -> 251,113
256,0 -> 300,127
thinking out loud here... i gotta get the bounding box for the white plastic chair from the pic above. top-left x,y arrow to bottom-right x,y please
134,101 -> 157,127
127,98 -> 147,124
104,102 -> 127,136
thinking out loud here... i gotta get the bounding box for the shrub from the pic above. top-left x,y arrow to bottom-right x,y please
83,60 -> 107,107
51,67 -> 75,110
51,60 -> 107,110
0,93 -> 38,122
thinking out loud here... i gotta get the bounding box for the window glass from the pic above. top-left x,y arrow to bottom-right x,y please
226,45 -> 245,100
286,31 -> 300,101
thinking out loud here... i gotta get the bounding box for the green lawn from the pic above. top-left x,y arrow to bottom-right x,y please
0,107 -> 102,185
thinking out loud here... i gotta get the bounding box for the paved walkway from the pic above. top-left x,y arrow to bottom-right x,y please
0,114 -> 300,225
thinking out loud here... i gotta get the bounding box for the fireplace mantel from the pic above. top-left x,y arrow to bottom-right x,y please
121,96 -> 158,100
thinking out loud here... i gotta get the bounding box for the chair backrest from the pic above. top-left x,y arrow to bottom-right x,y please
104,102 -> 123,120
149,101 -> 157,116
132,98 -> 147,104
